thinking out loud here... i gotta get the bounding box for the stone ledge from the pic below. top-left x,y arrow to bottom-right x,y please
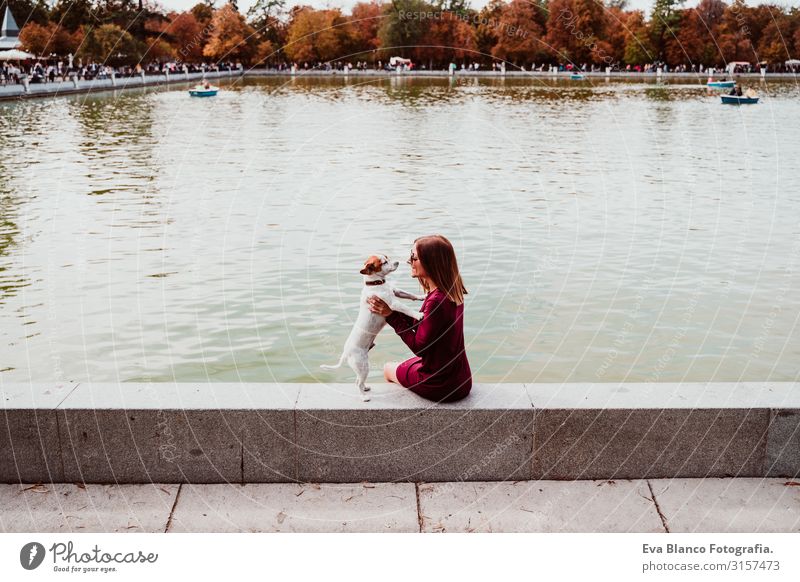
1,382 -> 797,483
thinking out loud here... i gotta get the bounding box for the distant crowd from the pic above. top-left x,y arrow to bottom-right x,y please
1,57 -> 793,86
0,60 -> 244,85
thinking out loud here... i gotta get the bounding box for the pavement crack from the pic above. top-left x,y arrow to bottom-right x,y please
415,482 -> 423,533
647,480 -> 670,533
164,484 -> 182,533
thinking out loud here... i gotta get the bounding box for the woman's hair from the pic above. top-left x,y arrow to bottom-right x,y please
415,234 -> 467,305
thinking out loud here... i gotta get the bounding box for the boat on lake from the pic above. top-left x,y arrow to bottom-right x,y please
189,84 -> 219,97
721,94 -> 759,104
570,73 -> 585,80
707,80 -> 735,88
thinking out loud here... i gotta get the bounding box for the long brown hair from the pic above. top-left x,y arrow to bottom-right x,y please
415,234 -> 467,305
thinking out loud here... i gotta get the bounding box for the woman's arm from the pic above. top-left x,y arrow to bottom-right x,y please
385,297 -> 449,356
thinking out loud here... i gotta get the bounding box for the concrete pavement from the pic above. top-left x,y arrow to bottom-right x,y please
1,478 -> 799,533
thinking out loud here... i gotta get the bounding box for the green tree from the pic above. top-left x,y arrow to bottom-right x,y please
649,0 -> 685,62
377,0 -> 430,60
0,0 -> 49,26
624,10 -> 653,65
77,23 -> 143,66
247,0 -> 287,54
50,0 -> 97,31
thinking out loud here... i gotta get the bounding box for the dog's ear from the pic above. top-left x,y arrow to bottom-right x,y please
360,256 -> 380,275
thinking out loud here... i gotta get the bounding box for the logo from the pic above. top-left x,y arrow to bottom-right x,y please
20,542 -> 46,570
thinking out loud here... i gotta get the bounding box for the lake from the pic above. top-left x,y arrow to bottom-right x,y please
1,75 -> 798,384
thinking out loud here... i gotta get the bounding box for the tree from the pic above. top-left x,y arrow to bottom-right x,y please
624,10 -> 654,65
19,21 -> 53,56
167,11 -> 205,63
474,0 -> 504,60
247,0 -> 287,54
77,23 -> 143,66
50,0 -> 96,32
143,38 -> 174,62
650,0 -> 685,62
717,0 -> 755,63
20,19 -> 82,57
191,1 -> 215,25
605,4 -> 632,64
283,7 -> 351,64
756,10 -> 794,64
0,0 -> 49,27
420,10 -> 476,67
377,0 -> 429,60
203,2 -> 258,63
348,1 -> 383,57
491,0 -> 545,67
696,0 -> 726,25
546,0 -> 608,66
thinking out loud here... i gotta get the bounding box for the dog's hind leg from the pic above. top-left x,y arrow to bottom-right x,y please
349,355 -> 371,402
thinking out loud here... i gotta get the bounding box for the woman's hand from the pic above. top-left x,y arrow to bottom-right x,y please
367,295 -> 393,317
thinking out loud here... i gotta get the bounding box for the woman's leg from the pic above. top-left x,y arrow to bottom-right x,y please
383,361 -> 400,383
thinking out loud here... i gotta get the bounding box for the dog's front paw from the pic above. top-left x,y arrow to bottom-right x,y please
363,385 -> 371,392
415,295 -> 426,301
362,394 -> 371,402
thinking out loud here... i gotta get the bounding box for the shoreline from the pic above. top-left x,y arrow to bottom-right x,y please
1,68 -> 796,102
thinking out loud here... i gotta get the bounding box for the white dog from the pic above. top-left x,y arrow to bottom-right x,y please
320,254 -> 425,401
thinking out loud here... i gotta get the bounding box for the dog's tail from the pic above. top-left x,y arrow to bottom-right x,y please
320,353 -> 345,370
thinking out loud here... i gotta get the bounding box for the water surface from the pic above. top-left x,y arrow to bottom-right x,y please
1,76 -> 798,383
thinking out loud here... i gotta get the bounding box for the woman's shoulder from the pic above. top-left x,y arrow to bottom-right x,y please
427,288 -> 459,307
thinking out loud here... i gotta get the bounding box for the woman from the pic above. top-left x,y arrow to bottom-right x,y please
367,234 -> 472,403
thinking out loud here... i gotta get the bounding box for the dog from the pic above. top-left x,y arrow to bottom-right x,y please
320,254 -> 426,401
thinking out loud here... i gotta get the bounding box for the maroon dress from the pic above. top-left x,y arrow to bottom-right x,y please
385,288 -> 472,402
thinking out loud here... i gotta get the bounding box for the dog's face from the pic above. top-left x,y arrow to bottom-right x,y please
359,254 -> 399,277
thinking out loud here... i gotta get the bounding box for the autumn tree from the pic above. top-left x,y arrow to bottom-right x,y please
604,4 -> 633,64
19,21 -> 68,56
166,11 -> 205,63
491,0 -> 545,67
756,9 -> 794,64
348,1 -> 383,58
418,11 -> 476,68
203,2 -> 258,63
667,8 -> 717,66
283,7 -> 353,64
545,0 -> 608,66
716,0 -> 755,62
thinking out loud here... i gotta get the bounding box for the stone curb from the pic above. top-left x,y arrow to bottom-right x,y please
1,382 -> 797,483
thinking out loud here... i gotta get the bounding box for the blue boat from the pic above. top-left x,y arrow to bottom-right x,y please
721,94 -> 759,104
570,73 -> 585,80
707,80 -> 735,88
189,84 -> 219,97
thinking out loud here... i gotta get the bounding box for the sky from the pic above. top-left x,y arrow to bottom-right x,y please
155,0 -> 800,17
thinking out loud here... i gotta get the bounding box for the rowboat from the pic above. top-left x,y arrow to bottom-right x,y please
721,94 -> 759,104
570,73 -> 585,80
707,80 -> 735,88
189,84 -> 219,97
